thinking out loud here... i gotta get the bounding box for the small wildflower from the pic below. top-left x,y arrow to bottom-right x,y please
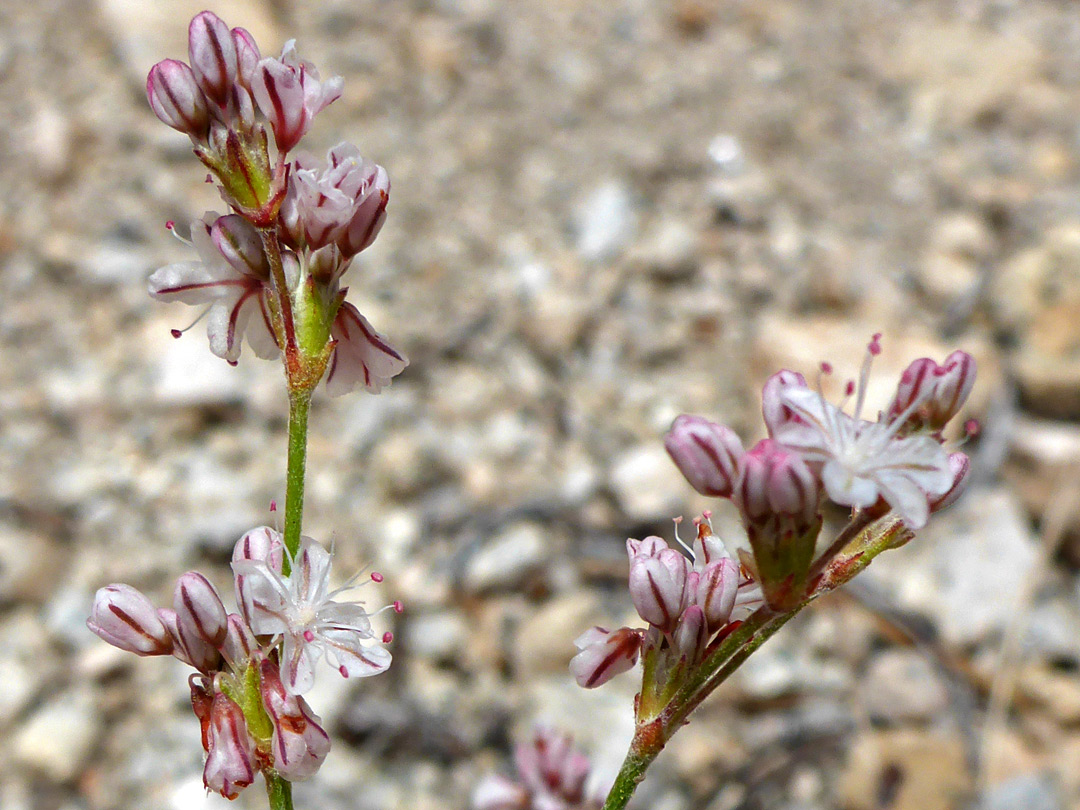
232,534 -> 392,694
252,40 -> 343,154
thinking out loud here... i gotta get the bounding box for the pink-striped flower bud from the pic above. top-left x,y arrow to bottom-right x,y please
664,415 -> 744,498
157,609 -> 193,667
569,626 -> 643,689
251,41 -> 343,154
232,28 -> 261,90
232,526 -> 284,626
930,452 -> 971,513
696,557 -> 739,632
672,605 -> 709,664
87,584 -> 173,656
627,537 -> 691,633
734,439 -> 820,526
211,214 -> 269,279
173,573 -> 227,672
928,350 -> 976,427
888,351 -> 976,430
203,693 -> 255,800
337,163 -> 390,258
187,11 -> 239,107
762,369 -> 809,437
146,59 -> 210,138
259,657 -> 331,780
221,613 -> 257,669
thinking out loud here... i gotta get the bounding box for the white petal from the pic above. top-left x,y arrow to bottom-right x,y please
293,537 -> 332,608
246,293 -> 281,359
230,560 -> 291,636
325,304 -> 408,396
821,459 -> 879,509
875,471 -> 931,529
148,261 -> 246,304
875,436 -> 953,496
319,629 -> 391,678
281,631 -> 318,695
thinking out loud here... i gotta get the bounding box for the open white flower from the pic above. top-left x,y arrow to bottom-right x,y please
148,213 -> 279,363
774,383 -> 952,529
232,535 -> 391,694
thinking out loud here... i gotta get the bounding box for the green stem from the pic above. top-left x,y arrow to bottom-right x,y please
282,389 -> 311,573
265,772 -> 294,810
602,724 -> 663,810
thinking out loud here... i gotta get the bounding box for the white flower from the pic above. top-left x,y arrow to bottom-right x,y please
774,385 -> 952,529
232,535 -> 391,694
148,213 -> 279,363
325,301 -> 408,396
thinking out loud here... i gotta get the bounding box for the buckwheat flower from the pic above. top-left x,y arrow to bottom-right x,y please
569,626 -> 643,688
87,584 -> 174,656
664,415 -> 744,498
232,535 -> 392,694
146,59 -> 210,138
203,692 -> 255,799
259,656 -> 331,780
281,144 -> 390,253
325,301 -> 409,396
773,339 -> 953,529
252,40 -> 343,154
627,536 -> 691,633
148,214 -> 279,363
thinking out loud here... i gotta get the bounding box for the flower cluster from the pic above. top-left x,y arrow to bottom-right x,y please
472,728 -> 604,810
570,515 -> 763,691
87,527 -> 397,798
146,11 -> 406,395
665,335 -> 975,609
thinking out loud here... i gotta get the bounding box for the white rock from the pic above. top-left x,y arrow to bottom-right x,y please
406,610 -> 469,662
609,444 -> 687,523
575,181 -> 638,263
859,649 -> 948,723
464,523 -> 548,592
13,691 -> 101,782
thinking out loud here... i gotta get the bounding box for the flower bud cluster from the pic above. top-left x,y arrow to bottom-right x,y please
472,728 -> 603,810
665,335 -> 976,609
146,11 -> 406,396
571,516 -> 763,690
87,527 -> 396,798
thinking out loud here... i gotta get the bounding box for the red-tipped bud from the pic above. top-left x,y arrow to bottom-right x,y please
87,584 -> 173,656
173,573 -> 227,672
627,537 -> 691,633
930,452 -> 971,513
762,369 -> 809,437
203,693 -> 255,799
664,415 -> 744,498
146,59 -> 210,138
696,557 -> 739,632
188,11 -> 238,106
569,626 -> 642,688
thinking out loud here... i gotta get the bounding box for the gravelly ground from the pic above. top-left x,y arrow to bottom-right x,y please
3,1 -> 1080,809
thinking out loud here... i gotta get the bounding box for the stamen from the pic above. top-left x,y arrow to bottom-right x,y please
370,572 -> 384,583
382,631 -> 393,643
339,664 -> 349,677
964,418 -> 981,439
170,305 -> 213,338
393,600 -> 403,614
303,630 -> 315,642
671,516 -> 694,559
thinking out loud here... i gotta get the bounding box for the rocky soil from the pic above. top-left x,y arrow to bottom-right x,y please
3,1 -> 1080,809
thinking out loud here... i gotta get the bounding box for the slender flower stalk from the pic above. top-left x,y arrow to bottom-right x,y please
91,12 -> 408,810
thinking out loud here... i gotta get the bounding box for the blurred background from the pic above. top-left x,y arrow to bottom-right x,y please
2,0 -> 1080,808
